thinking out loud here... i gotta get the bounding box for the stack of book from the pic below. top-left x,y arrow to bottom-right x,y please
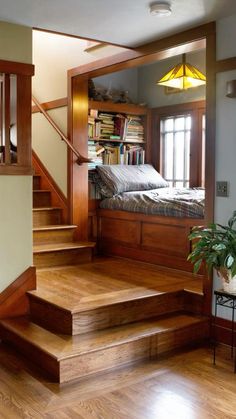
88,140 -> 104,169
124,115 -> 144,143
99,113 -> 115,139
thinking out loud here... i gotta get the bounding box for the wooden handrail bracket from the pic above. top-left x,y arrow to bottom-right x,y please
32,95 -> 91,165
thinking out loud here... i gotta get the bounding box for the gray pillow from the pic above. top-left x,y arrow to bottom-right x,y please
96,164 -> 169,196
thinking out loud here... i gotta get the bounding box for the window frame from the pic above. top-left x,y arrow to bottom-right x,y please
151,100 -> 206,188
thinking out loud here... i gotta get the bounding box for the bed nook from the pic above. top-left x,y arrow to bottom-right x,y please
67,23 -> 215,314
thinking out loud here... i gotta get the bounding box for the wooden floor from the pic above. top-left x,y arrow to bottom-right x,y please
0,343 -> 236,418
33,256 -> 203,312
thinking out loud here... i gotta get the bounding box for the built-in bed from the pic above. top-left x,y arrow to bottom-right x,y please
93,164 -> 205,272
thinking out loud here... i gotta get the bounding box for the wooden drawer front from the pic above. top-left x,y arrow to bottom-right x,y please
100,217 -> 141,245
141,222 -> 189,257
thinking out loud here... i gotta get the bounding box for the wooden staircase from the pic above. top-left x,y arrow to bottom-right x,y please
32,173 -> 95,268
0,169 -> 209,384
0,254 -> 209,384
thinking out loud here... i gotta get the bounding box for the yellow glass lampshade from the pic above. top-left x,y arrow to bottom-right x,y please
157,54 -> 206,90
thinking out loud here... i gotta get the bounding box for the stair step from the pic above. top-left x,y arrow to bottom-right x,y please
33,242 -> 95,268
33,175 -> 41,190
33,190 -> 51,208
33,225 -> 77,245
33,207 -> 62,227
0,313 -> 209,383
28,288 -> 185,335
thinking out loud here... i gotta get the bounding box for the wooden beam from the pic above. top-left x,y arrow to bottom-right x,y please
17,75 -> 32,168
68,77 -> 89,240
0,59 -> 34,76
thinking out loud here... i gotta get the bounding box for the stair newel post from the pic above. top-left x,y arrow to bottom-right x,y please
68,76 -> 89,241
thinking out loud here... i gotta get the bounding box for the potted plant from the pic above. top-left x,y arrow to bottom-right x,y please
188,211 -> 236,293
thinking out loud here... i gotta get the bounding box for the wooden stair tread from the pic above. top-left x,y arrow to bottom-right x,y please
33,225 -> 77,232
29,286 -> 169,314
33,242 -> 96,253
0,313 -> 208,361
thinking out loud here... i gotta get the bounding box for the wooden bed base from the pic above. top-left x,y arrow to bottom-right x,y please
97,209 -> 204,272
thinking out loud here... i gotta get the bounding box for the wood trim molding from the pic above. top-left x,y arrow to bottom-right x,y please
32,97 -> 68,114
32,150 -> 68,223
0,267 -> 36,320
216,57 -> 236,73
0,59 -> 34,76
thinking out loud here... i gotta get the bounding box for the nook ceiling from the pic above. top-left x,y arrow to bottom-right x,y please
1,0 -> 236,46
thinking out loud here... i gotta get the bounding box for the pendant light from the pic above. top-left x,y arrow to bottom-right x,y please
156,54 -> 206,90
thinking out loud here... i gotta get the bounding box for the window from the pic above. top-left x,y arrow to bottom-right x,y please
153,101 -> 206,189
160,115 -> 191,187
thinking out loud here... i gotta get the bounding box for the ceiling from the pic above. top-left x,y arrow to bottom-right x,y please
1,0 -> 236,47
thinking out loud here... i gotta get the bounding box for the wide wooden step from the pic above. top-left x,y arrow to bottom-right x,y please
28,288 -> 185,335
33,242 -> 95,268
33,225 -> 77,245
33,207 -> 62,227
0,313 -> 209,383
33,190 -> 51,208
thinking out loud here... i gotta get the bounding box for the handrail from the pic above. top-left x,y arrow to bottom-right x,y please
32,95 -> 91,165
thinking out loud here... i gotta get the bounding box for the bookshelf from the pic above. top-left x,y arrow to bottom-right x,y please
87,101 -> 149,169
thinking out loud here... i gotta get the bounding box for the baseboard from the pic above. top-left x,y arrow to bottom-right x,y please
0,267 -> 36,319
211,316 -> 236,346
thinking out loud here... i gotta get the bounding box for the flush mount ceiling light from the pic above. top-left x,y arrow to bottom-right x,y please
156,54 -> 206,90
149,2 -> 172,17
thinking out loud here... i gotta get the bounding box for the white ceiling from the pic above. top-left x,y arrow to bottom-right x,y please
1,0 -> 236,47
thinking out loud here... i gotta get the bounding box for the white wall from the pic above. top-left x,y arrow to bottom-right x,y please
137,50 -> 206,108
0,22 -> 32,293
32,31 -> 125,195
213,15 -> 236,317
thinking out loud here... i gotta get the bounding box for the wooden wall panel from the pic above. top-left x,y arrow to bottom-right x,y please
100,217 -> 141,245
142,223 -> 188,257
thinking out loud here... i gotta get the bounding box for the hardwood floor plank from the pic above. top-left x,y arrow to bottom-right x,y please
1,345 -> 236,418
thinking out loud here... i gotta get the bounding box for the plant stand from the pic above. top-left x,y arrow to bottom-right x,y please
213,289 -> 236,372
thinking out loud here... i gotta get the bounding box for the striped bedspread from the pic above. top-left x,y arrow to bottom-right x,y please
100,187 -> 205,218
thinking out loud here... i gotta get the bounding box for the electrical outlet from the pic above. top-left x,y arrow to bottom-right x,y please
216,181 -> 229,197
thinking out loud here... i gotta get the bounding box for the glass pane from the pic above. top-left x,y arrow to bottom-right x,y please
175,181 -> 184,188
185,130 -> 190,181
164,133 -> 173,179
175,117 -> 185,131
175,132 -> 184,180
202,114 -> 206,130
186,116 -> 191,130
164,118 -> 173,132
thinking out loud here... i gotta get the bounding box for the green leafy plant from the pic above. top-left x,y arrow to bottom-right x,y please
188,211 -> 236,281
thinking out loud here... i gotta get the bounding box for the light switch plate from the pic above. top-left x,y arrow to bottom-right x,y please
216,181 -> 229,197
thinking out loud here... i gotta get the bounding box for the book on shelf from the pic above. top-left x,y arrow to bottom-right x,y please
88,108 -> 146,166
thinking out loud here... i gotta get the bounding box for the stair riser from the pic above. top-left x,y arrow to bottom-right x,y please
33,191 -> 51,208
33,209 -> 62,227
29,291 -> 185,336
33,176 -> 41,190
60,321 -> 209,383
33,247 -> 92,269
0,325 -> 59,381
33,229 -> 76,245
